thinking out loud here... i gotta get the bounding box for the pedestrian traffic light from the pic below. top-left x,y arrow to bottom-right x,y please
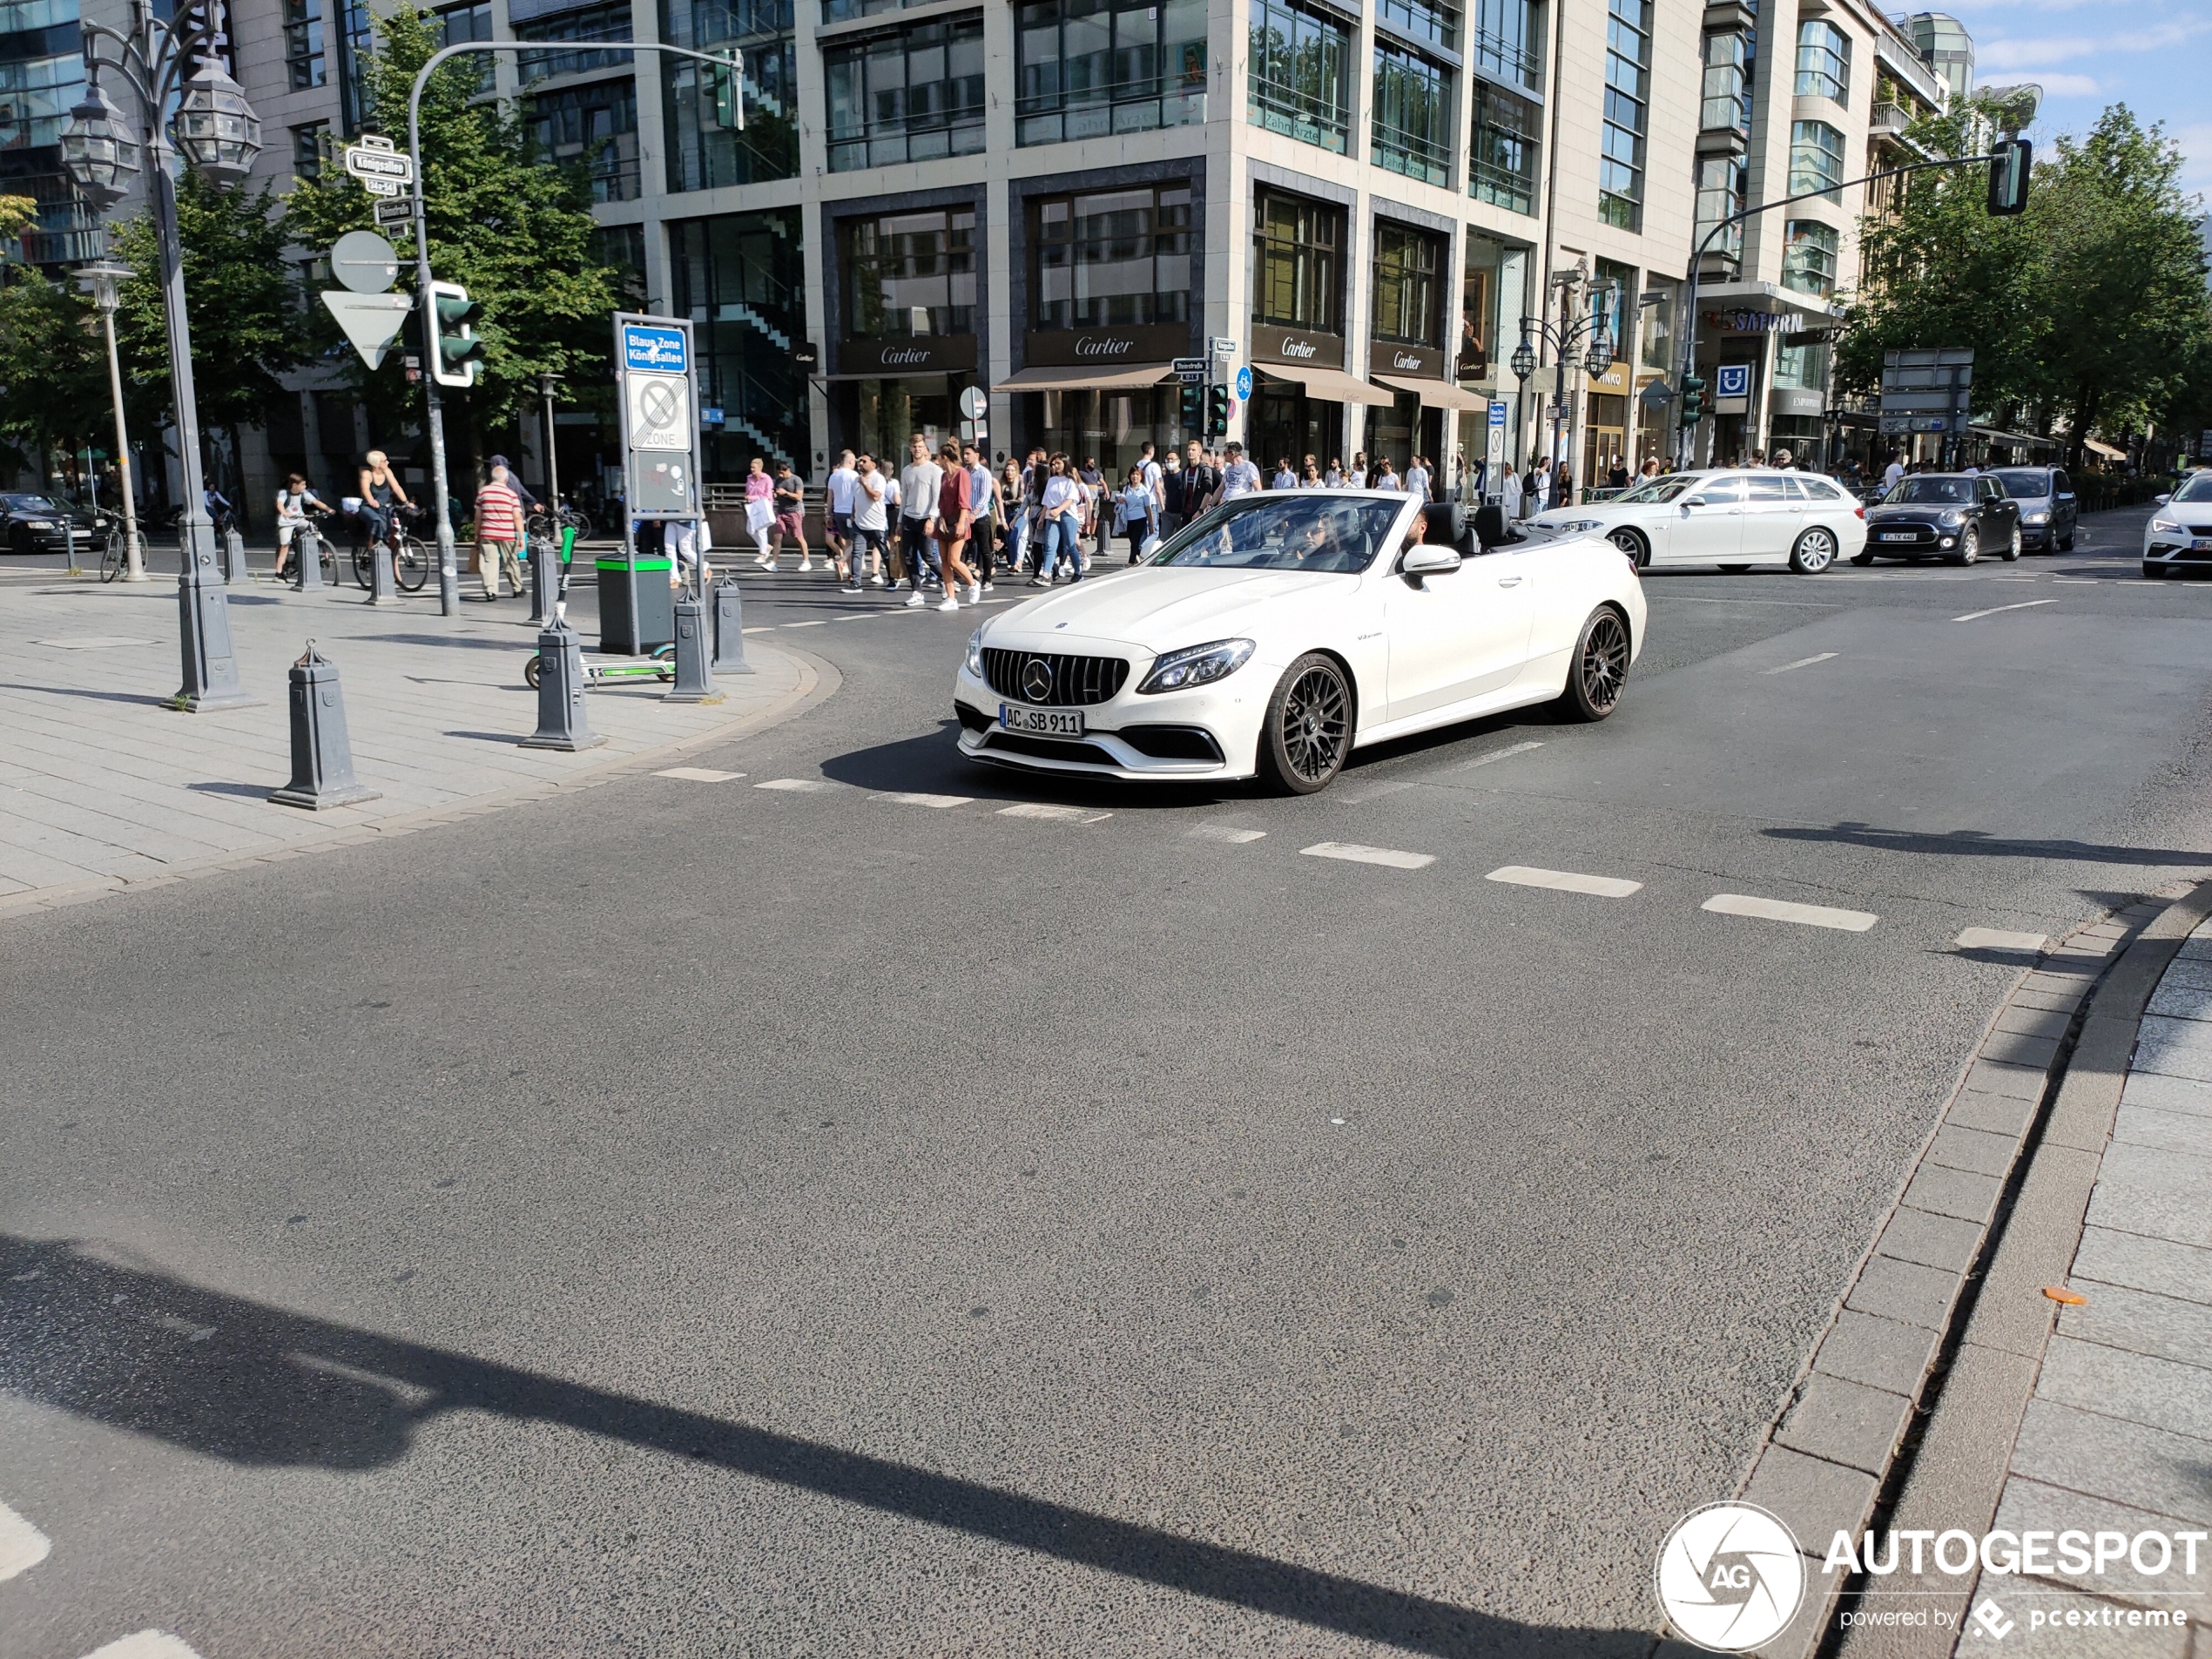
1205,383 -> 1231,439
1986,138 -> 2031,216
426,279 -> 484,388
709,51 -> 745,131
1679,374 -> 1706,424
1179,381 -> 1204,432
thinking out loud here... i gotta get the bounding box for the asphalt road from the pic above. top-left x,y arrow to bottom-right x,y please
4,505 -> 2209,1658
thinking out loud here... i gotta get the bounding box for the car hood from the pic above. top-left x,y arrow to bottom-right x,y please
983,564 -> 1362,658
1865,502 -> 1963,517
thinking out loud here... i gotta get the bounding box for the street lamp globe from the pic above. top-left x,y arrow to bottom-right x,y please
1508,334 -> 1537,381
57,78 -> 140,212
173,55 -> 261,185
1585,334 -> 1615,380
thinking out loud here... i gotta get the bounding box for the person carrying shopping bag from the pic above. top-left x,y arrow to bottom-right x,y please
744,457 -> 778,569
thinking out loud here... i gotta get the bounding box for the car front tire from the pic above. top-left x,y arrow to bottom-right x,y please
1258,652 -> 1353,794
2001,525 -> 2021,562
1952,526 -> 1980,566
1560,606 -> 1629,723
1849,551 -> 1874,566
1789,528 -> 1837,574
1608,527 -> 1648,570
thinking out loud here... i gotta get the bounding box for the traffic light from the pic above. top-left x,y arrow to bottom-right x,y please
426,279 -> 484,388
1179,381 -> 1204,432
1986,138 -> 2031,216
1679,374 -> 1707,424
709,51 -> 745,131
1205,383 -> 1231,439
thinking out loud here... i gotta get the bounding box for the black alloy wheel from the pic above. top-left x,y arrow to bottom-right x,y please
1561,607 -> 1629,722
1259,652 -> 1352,794
1609,528 -> 1648,569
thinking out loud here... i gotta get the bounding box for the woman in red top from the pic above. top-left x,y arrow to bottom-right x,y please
934,440 -> 975,610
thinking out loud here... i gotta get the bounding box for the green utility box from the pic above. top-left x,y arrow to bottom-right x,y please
597,552 -> 673,655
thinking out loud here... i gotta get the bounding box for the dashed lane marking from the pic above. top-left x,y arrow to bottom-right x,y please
0,1498 -> 51,1581
755,778 -> 839,792
78,1635 -> 205,1659
655,766 -> 744,783
1957,927 -> 2048,952
1952,598 -> 2057,623
1453,739 -> 1545,772
1487,865 -> 1642,899
1301,841 -> 1434,870
1764,652 -> 1838,675
877,791 -> 974,808
1703,892 -> 1878,933
741,627 -> 774,635
999,802 -> 1111,823
1189,823 -> 1266,843
783,619 -> 829,628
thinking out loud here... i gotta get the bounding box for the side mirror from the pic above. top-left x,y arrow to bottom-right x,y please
1681,497 -> 1706,510
1400,544 -> 1461,583
2155,494 -> 2171,505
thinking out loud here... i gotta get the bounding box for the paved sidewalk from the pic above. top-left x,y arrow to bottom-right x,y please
0,571 -> 813,915
1959,918 -> 2212,1654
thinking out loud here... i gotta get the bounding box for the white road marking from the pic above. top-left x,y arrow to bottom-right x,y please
1453,739 -> 1545,772
1301,841 -> 1434,870
1340,778 -> 1421,804
1957,927 -> 2047,952
654,766 -> 744,783
1952,599 -> 2056,623
1487,865 -> 1642,899
756,778 -> 838,792
30,636 -> 156,651
1764,652 -> 1838,675
877,791 -> 973,808
0,1499 -> 51,1581
783,619 -> 829,628
1703,893 -> 1878,933
741,627 -> 774,635
999,802 -> 1110,822
78,1633 -> 205,1659
1189,823 -> 1265,843
1649,595 -> 1841,608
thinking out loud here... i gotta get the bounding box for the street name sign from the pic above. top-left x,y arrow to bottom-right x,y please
342,135 -> 413,199
372,196 -> 417,230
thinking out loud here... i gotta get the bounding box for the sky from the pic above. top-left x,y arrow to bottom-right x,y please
1930,0 -> 2212,206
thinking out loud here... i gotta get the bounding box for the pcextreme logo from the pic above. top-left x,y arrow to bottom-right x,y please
1655,1503 -> 1805,1652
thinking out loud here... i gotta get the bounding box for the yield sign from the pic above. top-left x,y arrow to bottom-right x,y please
321,290 -> 414,370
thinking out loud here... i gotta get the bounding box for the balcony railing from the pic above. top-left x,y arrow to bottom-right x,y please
1869,101 -> 1910,137
1373,125 -> 1451,188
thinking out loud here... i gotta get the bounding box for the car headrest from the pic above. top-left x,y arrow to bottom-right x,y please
1473,503 -> 1509,549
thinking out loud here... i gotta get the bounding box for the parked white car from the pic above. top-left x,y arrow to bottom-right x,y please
1532,469 -> 1868,573
952,491 -> 1647,794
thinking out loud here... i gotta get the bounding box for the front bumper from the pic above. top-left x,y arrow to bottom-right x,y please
1863,523 -> 1960,556
2143,540 -> 2212,573
953,662 -> 1266,781
8,525 -> 90,555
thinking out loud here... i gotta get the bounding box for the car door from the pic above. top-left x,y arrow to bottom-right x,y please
1739,474 -> 1798,563
2052,469 -> 2076,543
1383,540 -> 1536,721
1660,475 -> 1744,564
1979,476 -> 2016,548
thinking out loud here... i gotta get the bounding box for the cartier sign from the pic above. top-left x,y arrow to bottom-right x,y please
1250,327 -> 1345,370
1366,340 -> 1444,380
1024,322 -> 1193,368
840,334 -> 978,374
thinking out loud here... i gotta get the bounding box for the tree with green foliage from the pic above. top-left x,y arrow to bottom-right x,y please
285,4 -> 626,474
0,275 -> 111,487
0,195 -> 37,244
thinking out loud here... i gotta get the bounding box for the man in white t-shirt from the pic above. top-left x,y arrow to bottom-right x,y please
1139,440 -> 1164,518
1405,455 -> 1431,500
843,453 -> 889,597
1882,452 -> 1905,492
1217,442 -> 1261,503
826,449 -> 859,580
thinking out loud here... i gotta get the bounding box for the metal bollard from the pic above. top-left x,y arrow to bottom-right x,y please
296,524 -> 324,591
223,527 -> 250,584
269,642 -> 381,810
368,536 -> 397,605
664,591 -> 723,704
710,577 -> 754,673
528,534 -> 552,625
520,616 -> 606,751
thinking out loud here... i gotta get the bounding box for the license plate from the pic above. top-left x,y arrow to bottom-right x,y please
1879,532 -> 1918,542
2193,537 -> 2212,551
1000,705 -> 1084,738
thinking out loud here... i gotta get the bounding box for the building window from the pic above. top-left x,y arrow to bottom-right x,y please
1247,0 -> 1351,154
527,78 -> 639,200
338,0 -> 373,131
671,207 -> 810,477
664,0 -> 799,189
1469,0 -> 1541,89
515,3 -> 634,81
1701,30 -> 1745,132
436,1 -> 495,92
1789,119 -> 1844,197
1468,80 -> 1538,214
1460,233 -> 1523,381
1794,19 -> 1849,103
843,208 -> 974,338
1781,219 -> 1839,297
1033,185 -> 1190,329
1593,255 -> 1633,359
1251,190 -> 1342,334
1640,279 -> 1674,370
290,121 -> 328,180
1695,153 -> 1743,262
1015,0 -> 1206,148
1371,221 -> 1443,347
284,0 -> 327,89
821,0 -> 928,18
824,14 -> 984,170
1376,0 -> 1456,54
1775,341 -> 1827,390
1372,42 -> 1450,188
1598,0 -> 1650,230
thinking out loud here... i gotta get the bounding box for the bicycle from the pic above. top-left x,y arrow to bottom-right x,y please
350,506 -> 430,592
98,525 -> 130,583
556,502 -> 594,543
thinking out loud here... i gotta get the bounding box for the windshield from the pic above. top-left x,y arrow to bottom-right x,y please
1885,478 -> 1974,505
1615,476 -> 1696,504
3,495 -> 59,512
1990,470 -> 2048,499
1149,496 -> 1404,573
2173,473 -> 2212,502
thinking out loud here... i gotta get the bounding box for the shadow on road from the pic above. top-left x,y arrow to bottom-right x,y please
0,682 -> 175,708
1766,823 -> 2212,870
0,1234 -> 1649,1657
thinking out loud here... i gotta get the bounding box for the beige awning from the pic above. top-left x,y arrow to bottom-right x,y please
997,362 -> 1174,392
1373,374 -> 1489,413
2082,436 -> 2126,460
1256,365 -> 1397,407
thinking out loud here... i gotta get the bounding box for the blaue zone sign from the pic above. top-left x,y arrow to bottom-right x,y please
622,323 -> 688,375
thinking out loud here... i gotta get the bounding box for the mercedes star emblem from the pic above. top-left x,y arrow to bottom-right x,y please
1021,658 -> 1055,703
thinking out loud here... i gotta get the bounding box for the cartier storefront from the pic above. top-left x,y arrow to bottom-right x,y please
1008,321 -> 1193,475
1249,327 -> 1392,475
827,199 -> 985,464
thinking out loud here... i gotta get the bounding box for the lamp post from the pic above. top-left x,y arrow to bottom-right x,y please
537,371 -> 563,517
58,0 -> 260,710
1505,262 -> 1618,508
73,259 -> 145,583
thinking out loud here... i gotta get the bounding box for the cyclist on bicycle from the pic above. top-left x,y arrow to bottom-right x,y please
273,473 -> 332,583
358,449 -> 412,559
204,487 -> 236,537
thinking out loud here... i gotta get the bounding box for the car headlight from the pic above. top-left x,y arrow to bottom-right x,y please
964,628 -> 984,680
1136,637 -> 1255,694
2022,509 -> 2049,524
2150,516 -> 2183,535
1938,509 -> 1965,527
25,520 -> 51,529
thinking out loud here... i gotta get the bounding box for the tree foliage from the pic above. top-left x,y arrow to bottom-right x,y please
0,194 -> 37,243
284,5 -> 625,455
0,274 -> 111,479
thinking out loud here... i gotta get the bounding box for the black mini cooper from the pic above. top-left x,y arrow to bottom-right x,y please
1852,474 -> 2023,565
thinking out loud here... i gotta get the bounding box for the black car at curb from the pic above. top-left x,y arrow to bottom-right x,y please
1852,474 -> 2022,565
1988,466 -> 2078,553
1,493 -> 111,558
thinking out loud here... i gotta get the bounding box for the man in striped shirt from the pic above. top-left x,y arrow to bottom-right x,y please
474,461 -> 526,600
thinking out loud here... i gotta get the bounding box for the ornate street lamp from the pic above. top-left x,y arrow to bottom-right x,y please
1585,331 -> 1616,381
58,0 -> 260,711
1508,332 -> 1537,381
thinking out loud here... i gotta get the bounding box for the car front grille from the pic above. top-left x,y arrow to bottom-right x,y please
981,647 -> 1130,705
